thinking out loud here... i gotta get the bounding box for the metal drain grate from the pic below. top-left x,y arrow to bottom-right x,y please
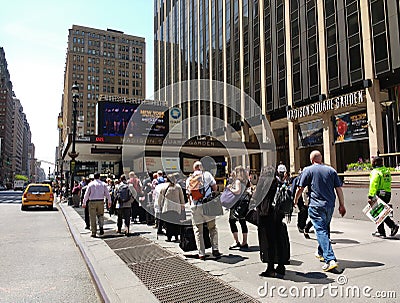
152,279 -> 256,303
115,244 -> 174,264
129,257 -> 258,303
78,207 -> 259,302
104,237 -> 259,303
129,257 -> 210,289
104,236 -> 152,249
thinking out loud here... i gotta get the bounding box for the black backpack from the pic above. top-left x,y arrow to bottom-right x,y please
117,183 -> 132,203
272,184 -> 293,222
232,191 -> 252,219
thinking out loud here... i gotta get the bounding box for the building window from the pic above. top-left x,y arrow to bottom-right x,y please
349,46 -> 361,70
374,33 -> 388,62
328,56 -> 338,78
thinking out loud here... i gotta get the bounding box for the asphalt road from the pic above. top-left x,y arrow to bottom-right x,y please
0,190 -> 100,302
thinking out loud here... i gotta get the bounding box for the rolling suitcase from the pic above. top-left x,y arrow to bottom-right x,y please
146,212 -> 155,225
179,221 -> 211,252
138,205 -> 147,223
131,200 -> 140,223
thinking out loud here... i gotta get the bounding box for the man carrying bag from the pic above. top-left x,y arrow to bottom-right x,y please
186,161 -> 221,260
369,156 -> 399,238
115,174 -> 137,235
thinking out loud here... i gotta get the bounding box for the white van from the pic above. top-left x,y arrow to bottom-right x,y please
14,180 -> 25,191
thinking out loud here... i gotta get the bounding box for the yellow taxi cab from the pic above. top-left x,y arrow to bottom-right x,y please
21,184 -> 54,211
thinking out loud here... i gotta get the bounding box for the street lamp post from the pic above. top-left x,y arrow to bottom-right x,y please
68,81 -> 80,199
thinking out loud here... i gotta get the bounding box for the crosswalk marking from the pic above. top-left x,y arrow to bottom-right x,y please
0,199 -> 21,204
0,193 -> 22,204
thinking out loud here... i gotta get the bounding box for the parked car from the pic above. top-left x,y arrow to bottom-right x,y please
21,184 -> 54,211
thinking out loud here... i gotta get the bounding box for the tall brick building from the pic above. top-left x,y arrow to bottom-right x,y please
61,25 -> 146,143
0,47 -> 33,185
0,47 -> 15,184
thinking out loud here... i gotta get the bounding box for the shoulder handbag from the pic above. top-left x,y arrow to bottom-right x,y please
232,191 -> 251,219
197,173 -> 223,216
220,187 -> 239,209
245,208 -> 259,226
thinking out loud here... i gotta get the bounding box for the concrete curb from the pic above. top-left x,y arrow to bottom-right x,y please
58,201 -> 159,303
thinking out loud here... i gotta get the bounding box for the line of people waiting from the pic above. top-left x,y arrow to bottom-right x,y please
71,150 -> 399,277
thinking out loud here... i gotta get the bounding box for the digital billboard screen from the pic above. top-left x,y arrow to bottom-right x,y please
97,101 -> 168,137
334,110 -> 368,143
129,103 -> 168,138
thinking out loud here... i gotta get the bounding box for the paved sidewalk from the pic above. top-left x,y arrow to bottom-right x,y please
58,200 -> 400,303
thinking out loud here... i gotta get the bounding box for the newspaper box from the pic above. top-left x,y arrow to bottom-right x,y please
362,198 -> 393,225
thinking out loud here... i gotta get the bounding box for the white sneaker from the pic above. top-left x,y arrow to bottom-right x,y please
314,251 -> 324,262
322,260 -> 338,272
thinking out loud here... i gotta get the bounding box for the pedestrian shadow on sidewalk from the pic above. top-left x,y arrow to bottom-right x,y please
383,235 -> 400,240
300,230 -> 343,234
330,238 -> 360,244
184,253 -> 249,264
288,259 -> 303,266
100,233 -> 126,239
307,237 -> 360,244
228,245 -> 260,252
131,231 -> 152,236
336,259 -> 384,269
329,230 -> 344,234
215,254 -> 249,264
279,271 -> 335,284
100,230 -> 126,239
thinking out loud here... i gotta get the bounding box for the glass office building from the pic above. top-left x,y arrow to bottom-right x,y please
155,0 -> 400,173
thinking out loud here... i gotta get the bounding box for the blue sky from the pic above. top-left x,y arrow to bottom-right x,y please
0,0 -> 154,173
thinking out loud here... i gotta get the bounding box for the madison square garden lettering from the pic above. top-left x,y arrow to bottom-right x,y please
287,90 -> 364,120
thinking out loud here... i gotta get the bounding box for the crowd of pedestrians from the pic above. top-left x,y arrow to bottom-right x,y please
62,149 -> 399,277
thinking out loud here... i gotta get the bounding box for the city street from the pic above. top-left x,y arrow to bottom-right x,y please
1,1 -> 400,302
1,189 -> 400,302
0,192 -> 100,303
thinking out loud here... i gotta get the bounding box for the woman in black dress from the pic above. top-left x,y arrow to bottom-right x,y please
252,168 -> 289,277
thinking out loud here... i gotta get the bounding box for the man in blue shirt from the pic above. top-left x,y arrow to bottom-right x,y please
294,150 -> 346,272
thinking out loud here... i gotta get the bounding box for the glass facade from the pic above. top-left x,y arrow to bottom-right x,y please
154,0 -> 400,102
154,0 -> 400,170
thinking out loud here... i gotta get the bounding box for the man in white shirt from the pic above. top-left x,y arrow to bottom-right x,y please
153,180 -> 168,235
187,161 -> 221,260
83,172 -> 112,237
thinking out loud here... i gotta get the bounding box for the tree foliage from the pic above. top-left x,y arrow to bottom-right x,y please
15,174 -> 28,181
